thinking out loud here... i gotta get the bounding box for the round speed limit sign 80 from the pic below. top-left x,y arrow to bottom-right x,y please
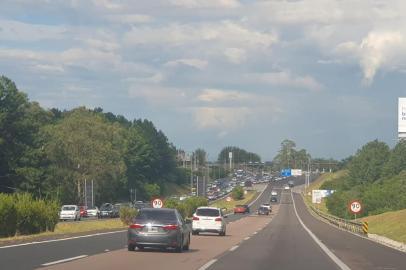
152,198 -> 164,208
348,200 -> 362,214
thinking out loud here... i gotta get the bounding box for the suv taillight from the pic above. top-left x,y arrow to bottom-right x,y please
192,216 -> 199,221
215,217 -> 222,222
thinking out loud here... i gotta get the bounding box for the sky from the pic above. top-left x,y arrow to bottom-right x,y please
1,0 -> 406,161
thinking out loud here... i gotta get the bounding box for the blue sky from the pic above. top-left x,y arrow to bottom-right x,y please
1,0 -> 406,161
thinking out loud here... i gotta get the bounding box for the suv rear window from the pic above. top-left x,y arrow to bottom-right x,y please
136,209 -> 177,222
196,208 -> 220,217
62,206 -> 76,211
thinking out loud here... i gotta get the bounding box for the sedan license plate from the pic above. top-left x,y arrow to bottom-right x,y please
148,227 -> 158,233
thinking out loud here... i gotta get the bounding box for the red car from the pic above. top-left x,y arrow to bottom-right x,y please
234,204 -> 250,214
79,206 -> 88,218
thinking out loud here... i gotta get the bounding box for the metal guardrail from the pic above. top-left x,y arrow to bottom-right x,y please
302,194 -> 367,236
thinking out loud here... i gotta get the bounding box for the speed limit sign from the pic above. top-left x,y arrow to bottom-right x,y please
151,198 -> 164,208
348,200 -> 362,214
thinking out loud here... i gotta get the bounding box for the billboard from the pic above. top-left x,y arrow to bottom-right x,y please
312,190 -> 335,204
399,98 -> 406,137
291,169 -> 303,176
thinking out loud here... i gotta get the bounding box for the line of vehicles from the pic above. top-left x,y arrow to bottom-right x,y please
59,203 -> 129,221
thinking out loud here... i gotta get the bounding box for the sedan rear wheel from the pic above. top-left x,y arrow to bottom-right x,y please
127,244 -> 135,251
175,237 -> 183,253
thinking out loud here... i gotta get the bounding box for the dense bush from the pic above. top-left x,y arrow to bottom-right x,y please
119,207 -> 138,225
0,194 -> 17,237
231,186 -> 244,200
0,193 -> 59,237
165,197 -> 208,218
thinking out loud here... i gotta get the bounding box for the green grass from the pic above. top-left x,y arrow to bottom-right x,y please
362,209 -> 406,243
0,219 -> 126,243
210,191 -> 258,213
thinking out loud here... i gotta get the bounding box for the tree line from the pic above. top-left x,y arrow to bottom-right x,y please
0,76 -> 189,205
321,139 -> 406,219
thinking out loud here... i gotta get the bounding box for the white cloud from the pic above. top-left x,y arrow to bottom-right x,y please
198,88 -> 251,103
336,31 -> 405,84
165,58 -> 208,70
0,19 -> 67,42
224,48 -> 246,64
128,85 -> 186,105
106,14 -> 153,24
193,106 -> 252,130
247,71 -> 323,91
123,21 -> 277,49
170,0 -> 241,9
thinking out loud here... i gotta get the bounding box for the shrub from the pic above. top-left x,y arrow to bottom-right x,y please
165,197 -> 208,218
231,186 -> 244,200
119,207 -> 138,225
0,194 -> 17,237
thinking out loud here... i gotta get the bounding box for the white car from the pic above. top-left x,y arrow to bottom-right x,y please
261,203 -> 272,212
59,205 -> 80,221
284,185 -> 290,190
192,207 -> 227,236
271,190 -> 278,196
86,207 -> 100,218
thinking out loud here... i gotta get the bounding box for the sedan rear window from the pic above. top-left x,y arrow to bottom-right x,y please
196,208 -> 220,217
136,210 -> 177,222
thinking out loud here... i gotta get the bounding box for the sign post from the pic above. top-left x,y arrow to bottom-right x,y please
151,198 -> 164,209
348,200 -> 362,220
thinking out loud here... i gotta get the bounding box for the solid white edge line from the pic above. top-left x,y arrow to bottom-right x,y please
229,245 -> 239,251
244,236 -> 250,240
41,255 -> 88,266
198,259 -> 218,270
290,192 -> 351,270
0,230 -> 127,249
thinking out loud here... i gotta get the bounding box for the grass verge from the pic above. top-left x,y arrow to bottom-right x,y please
0,218 -> 126,244
210,190 -> 258,213
362,209 -> 406,243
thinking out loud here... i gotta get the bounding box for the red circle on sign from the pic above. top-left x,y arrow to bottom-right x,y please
348,200 -> 362,214
151,198 -> 164,208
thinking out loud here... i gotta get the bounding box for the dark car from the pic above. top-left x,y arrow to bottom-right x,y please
270,196 -> 277,203
257,206 -> 269,215
234,204 -> 250,214
99,203 -> 119,218
127,208 -> 191,252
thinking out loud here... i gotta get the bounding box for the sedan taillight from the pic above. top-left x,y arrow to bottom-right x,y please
163,224 -> 178,230
129,224 -> 144,229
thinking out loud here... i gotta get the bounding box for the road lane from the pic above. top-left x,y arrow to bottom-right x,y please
207,190 -> 340,270
0,183 -> 273,270
292,191 -> 406,270
38,212 -> 276,270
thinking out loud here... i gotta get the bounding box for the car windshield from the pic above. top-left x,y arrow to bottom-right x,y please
196,208 -> 220,217
62,206 -> 75,211
135,210 -> 177,223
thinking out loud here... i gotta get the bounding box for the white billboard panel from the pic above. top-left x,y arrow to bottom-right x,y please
291,169 -> 303,176
399,98 -> 406,134
312,190 -> 335,204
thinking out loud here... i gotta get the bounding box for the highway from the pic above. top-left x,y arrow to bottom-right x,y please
2,175 -> 404,270
0,181 -> 273,270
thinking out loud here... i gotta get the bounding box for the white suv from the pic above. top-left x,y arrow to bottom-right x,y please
192,207 -> 227,236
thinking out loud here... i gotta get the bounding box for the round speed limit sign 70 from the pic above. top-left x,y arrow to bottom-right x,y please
349,200 -> 362,214
151,198 -> 164,208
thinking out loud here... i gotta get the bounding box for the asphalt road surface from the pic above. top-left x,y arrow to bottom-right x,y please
0,180 -> 275,270
208,189 -> 406,270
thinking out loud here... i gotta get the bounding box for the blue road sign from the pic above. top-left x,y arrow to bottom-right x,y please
281,169 -> 292,177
